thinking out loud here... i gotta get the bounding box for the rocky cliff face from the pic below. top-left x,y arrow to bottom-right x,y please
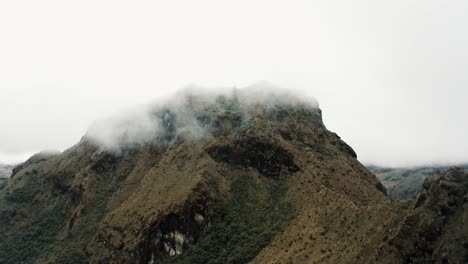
0,89 -> 465,264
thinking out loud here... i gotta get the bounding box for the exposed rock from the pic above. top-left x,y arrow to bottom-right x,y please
329,132 -> 357,159
206,137 -> 299,177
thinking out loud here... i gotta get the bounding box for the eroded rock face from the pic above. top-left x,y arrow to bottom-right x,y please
206,137 -> 299,177
140,196 -> 212,263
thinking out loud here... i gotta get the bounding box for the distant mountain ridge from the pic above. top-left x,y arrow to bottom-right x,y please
369,164 -> 468,200
0,164 -> 13,185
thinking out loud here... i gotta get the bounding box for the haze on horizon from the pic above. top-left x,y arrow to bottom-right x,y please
1,0 -> 467,167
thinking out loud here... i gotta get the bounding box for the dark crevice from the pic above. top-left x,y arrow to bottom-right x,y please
207,138 -> 299,177
139,195 -> 212,264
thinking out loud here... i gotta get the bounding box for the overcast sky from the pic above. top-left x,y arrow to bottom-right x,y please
1,0 -> 467,167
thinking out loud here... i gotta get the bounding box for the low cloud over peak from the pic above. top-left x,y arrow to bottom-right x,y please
85,83 -> 319,152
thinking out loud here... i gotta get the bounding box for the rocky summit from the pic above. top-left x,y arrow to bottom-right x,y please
0,89 -> 466,264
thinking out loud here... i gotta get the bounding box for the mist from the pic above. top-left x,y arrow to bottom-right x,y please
85,83 -> 318,152
1,0 -> 468,167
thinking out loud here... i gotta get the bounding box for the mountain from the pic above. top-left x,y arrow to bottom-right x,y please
0,89 -> 466,264
369,164 -> 468,200
377,167 -> 468,263
0,164 -> 13,185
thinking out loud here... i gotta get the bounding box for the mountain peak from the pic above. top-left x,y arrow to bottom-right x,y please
85,86 -> 321,152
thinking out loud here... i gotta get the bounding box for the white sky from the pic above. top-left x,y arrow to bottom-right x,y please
1,0 -> 467,166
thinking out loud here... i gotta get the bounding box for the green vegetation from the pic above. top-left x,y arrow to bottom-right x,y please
0,199 -> 66,264
310,144 -> 335,158
168,172 -> 294,264
4,184 -> 40,204
0,159 -> 129,264
4,173 -> 41,204
43,170 -> 129,264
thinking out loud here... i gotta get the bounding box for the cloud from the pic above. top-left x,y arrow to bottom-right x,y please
85,82 -> 318,152
0,151 -> 36,165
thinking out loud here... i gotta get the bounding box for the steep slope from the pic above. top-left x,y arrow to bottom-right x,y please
0,88 -> 465,264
